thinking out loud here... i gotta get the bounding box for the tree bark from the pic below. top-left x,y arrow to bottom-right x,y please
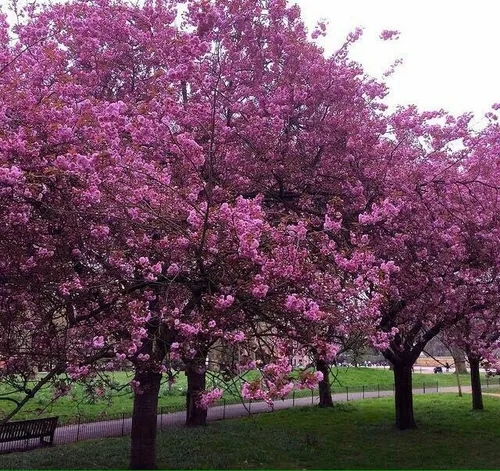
185,360 -> 207,426
451,346 -> 468,374
455,366 -> 463,397
129,315 -> 169,470
468,355 -> 483,410
316,359 -> 333,408
393,363 -> 417,430
129,370 -> 162,470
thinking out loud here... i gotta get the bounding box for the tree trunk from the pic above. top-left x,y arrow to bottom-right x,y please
451,346 -> 468,374
468,355 -> 483,410
129,315 -> 169,470
316,359 -> 333,408
129,370 -> 162,470
455,366 -> 463,397
393,363 -> 417,430
185,360 -> 207,426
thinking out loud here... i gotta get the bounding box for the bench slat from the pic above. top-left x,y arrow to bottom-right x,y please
0,417 -> 58,443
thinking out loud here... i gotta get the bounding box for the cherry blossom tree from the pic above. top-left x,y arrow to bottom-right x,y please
441,116 -> 500,410
340,106 -> 483,428
2,0 -> 498,467
1,0 -> 381,466
357,104 -> 499,428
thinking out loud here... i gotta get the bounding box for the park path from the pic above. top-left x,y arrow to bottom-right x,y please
0,384 -> 475,454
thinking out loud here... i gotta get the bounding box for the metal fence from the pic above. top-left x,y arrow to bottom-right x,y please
1,377 -> 499,455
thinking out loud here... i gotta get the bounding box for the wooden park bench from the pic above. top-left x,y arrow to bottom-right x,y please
0,416 -> 58,447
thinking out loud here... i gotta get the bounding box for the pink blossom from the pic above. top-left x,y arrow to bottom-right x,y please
37,248 -> 53,258
92,336 -> 105,348
197,388 -> 223,409
90,225 -> 110,239
167,263 -> 180,276
151,262 -> 162,274
285,294 -> 306,312
215,295 -> 235,310
304,302 -> 322,321
324,214 -> 341,232
380,29 -> 400,41
252,283 -> 269,299
380,261 -> 400,274
233,331 -> 245,342
297,370 -> 323,390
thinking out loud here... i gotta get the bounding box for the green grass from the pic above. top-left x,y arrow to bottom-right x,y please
328,366 -> 472,389
0,371 -> 187,424
2,393 -> 499,469
0,367 -> 481,424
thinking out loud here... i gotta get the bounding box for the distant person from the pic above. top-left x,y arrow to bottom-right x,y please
445,362 -> 450,372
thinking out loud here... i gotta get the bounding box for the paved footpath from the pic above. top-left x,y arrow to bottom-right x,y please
0,385 -> 475,454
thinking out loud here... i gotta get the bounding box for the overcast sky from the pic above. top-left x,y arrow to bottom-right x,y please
294,0 -> 499,123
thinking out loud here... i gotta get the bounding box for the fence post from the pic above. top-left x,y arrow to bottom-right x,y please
423,382 -> 426,394
292,390 -> 295,407
362,385 -> 365,399
346,386 -> 349,401
249,399 -> 252,415
76,416 -> 81,442
436,381 -> 439,393
223,399 -> 226,420
311,389 -> 314,405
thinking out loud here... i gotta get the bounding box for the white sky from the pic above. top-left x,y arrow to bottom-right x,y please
294,0 -> 500,122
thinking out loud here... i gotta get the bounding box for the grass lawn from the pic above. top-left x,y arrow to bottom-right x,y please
1,393 -> 499,469
0,367 -> 483,424
0,371 -> 187,424
328,366 -> 471,389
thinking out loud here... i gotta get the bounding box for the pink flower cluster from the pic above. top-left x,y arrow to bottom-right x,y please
296,370 -> 324,390
379,29 -> 400,41
197,388 -> 224,409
